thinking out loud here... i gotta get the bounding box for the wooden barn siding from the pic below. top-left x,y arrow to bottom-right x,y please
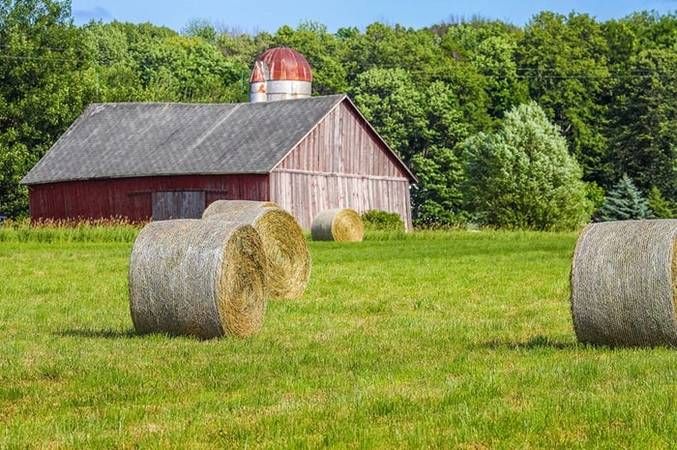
277,102 -> 410,178
29,174 -> 269,221
272,100 -> 413,229
270,172 -> 412,230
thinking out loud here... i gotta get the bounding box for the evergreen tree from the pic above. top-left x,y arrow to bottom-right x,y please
647,186 -> 675,218
595,175 -> 653,221
607,48 -> 676,202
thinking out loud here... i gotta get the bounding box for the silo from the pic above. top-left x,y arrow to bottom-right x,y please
249,47 -> 313,103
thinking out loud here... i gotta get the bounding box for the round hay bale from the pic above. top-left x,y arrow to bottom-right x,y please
203,200 -> 310,299
570,219 -> 677,347
311,208 -> 364,242
129,219 -> 267,339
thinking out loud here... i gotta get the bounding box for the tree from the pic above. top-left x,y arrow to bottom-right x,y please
0,0 -> 97,217
410,146 -> 465,226
84,22 -> 249,103
517,12 -> 612,186
607,48 -> 676,202
441,21 -> 527,118
133,35 -> 248,102
350,68 -> 427,161
183,18 -> 217,43
595,175 -> 653,221
460,102 -> 591,230
352,72 -> 477,226
647,186 -> 674,219
409,82 -> 475,225
341,23 -> 442,84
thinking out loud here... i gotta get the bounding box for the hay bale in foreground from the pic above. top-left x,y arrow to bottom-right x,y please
203,201 -> 310,299
129,219 -> 267,339
571,219 -> 677,347
311,208 -> 364,242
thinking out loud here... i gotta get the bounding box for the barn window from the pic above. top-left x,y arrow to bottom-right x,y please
152,191 -> 206,220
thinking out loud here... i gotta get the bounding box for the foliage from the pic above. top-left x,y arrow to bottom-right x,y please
0,0 -> 97,216
460,102 -> 592,230
274,21 -> 349,95
410,146 -> 465,226
361,209 -> 404,231
351,68 -> 426,161
594,174 -> 653,221
352,74 -> 476,226
441,21 -> 527,118
607,48 -> 676,201
584,182 -> 607,212
517,12 -> 612,187
647,186 -> 675,219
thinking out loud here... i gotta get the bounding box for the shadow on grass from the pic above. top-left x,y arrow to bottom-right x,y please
479,335 -> 579,350
56,328 -> 212,341
57,328 -> 139,339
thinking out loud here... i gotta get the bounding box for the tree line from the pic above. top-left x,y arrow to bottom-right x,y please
0,0 -> 675,228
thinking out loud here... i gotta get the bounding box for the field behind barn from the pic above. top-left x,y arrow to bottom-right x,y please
0,228 -> 675,449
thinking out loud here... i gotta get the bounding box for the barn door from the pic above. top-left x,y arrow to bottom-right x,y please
152,191 -> 206,220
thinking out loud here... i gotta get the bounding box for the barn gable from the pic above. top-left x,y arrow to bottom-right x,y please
274,97 -> 415,180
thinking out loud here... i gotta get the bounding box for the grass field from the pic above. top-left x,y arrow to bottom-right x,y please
0,229 -> 675,449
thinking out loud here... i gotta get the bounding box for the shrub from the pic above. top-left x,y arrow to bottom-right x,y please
459,101 -> 592,231
585,182 -> 606,212
361,210 -> 405,231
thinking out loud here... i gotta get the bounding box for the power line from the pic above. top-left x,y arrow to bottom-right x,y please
0,54 -> 80,62
0,43 -> 74,52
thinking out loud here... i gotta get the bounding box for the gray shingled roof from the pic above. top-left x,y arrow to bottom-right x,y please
22,95 -> 347,185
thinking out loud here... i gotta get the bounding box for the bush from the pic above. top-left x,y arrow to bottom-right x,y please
361,210 -> 405,231
585,182 -> 606,212
459,101 -> 592,231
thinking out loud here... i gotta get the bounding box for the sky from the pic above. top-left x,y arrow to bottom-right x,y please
71,0 -> 676,33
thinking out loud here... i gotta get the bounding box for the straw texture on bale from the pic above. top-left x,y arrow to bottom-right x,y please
129,219 -> 267,339
311,208 -> 364,242
203,200 -> 310,299
570,219 -> 677,347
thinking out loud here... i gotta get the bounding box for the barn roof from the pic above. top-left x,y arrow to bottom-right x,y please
22,95 -> 415,185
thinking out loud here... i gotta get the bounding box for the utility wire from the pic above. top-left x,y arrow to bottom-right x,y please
0,43 -> 74,52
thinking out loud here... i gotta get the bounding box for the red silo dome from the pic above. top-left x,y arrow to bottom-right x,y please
251,47 -> 313,82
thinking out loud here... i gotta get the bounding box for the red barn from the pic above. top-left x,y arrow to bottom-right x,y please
22,48 -> 416,229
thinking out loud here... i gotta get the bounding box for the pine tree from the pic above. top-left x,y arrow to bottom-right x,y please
647,186 -> 675,219
595,175 -> 653,221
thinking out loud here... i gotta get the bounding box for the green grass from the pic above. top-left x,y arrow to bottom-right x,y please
0,230 -> 674,449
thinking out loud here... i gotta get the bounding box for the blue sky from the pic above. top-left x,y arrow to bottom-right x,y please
71,0 -> 676,32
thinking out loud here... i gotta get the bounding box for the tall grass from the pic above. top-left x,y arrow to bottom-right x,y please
1,220 -> 581,244
0,219 -> 141,243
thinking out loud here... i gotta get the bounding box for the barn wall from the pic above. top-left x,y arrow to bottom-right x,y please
270,171 -> 412,230
272,100 -> 413,229
28,174 -> 269,222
